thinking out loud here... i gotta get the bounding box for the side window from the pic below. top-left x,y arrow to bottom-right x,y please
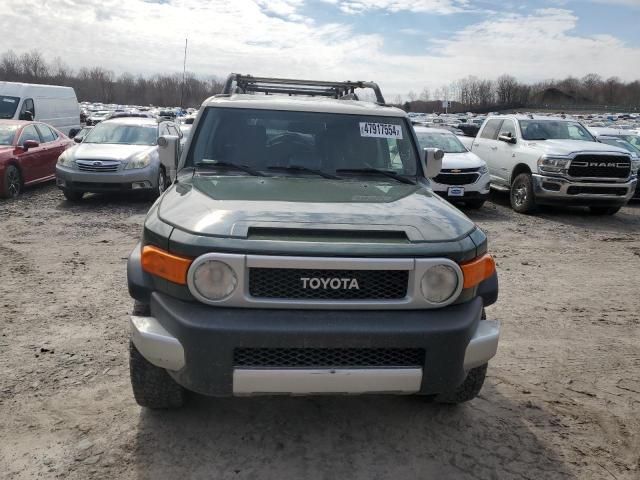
36,124 -> 56,143
168,125 -> 179,136
498,120 -> 516,138
18,125 -> 41,144
480,119 -> 503,140
159,124 -> 169,136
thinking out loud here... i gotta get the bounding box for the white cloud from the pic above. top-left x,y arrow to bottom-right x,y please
0,2 -> 639,99
329,0 -> 470,14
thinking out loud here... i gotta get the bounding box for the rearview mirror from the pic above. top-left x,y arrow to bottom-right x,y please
23,140 -> 39,150
498,134 -> 516,144
422,147 -> 444,179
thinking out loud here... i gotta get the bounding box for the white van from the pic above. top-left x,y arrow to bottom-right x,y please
0,82 -> 81,136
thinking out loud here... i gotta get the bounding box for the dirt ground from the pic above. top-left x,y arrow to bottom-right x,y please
0,183 -> 639,480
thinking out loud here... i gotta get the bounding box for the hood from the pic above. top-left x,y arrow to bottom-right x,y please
69,143 -> 155,161
523,139 -> 630,157
443,151 -> 485,169
157,175 -> 475,243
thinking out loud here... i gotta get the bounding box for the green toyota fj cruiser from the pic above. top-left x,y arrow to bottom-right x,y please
127,75 -> 499,408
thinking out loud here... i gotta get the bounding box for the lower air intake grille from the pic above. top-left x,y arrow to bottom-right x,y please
234,348 -> 425,368
249,268 -> 408,300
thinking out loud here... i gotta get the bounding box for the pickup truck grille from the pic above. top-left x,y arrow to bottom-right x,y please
75,160 -> 120,172
433,168 -> 480,185
234,348 -> 425,368
568,155 -> 630,179
249,268 -> 408,300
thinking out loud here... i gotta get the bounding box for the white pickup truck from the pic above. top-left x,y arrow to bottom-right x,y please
467,115 -> 638,215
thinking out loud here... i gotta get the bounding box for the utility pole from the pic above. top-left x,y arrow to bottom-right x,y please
180,38 -> 188,109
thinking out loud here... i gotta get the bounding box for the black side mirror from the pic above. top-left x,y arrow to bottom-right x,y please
69,128 -> 79,138
19,111 -> 34,121
74,136 -> 82,143
498,134 -> 516,144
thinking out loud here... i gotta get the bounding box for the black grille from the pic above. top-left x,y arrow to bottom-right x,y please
566,186 -> 628,196
433,172 -> 479,185
234,348 -> 425,368
249,268 -> 408,300
568,155 -> 630,179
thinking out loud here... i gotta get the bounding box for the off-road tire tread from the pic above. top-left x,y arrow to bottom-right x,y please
129,341 -> 185,409
435,363 -> 488,404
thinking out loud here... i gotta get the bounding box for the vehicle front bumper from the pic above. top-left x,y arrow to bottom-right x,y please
55,164 -> 158,193
532,174 -> 637,206
432,172 -> 491,202
130,292 -> 499,397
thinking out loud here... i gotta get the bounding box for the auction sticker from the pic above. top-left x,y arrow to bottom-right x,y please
359,122 -> 403,139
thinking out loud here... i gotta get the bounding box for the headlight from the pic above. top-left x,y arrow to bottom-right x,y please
191,260 -> 237,300
478,165 -> 488,175
538,156 -> 569,174
632,159 -> 639,175
125,152 -> 152,170
57,152 -> 74,167
420,264 -> 459,304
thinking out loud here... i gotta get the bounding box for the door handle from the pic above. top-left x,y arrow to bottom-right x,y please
491,146 -> 498,151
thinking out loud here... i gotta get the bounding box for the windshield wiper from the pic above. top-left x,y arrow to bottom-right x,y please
195,160 -> 267,177
336,168 -> 416,185
267,165 -> 341,180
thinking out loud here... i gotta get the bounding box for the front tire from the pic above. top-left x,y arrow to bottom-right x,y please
510,173 -> 537,213
435,363 -> 488,404
589,206 -> 621,215
63,189 -> 84,202
148,168 -> 168,200
2,164 -> 22,199
129,341 -> 186,409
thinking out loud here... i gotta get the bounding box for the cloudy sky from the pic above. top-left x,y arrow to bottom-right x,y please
2,0 -> 640,97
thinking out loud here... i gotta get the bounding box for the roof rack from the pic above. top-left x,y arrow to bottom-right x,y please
220,74 -> 387,105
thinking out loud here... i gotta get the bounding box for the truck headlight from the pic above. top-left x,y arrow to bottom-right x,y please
632,159 -> 639,175
191,260 -> 237,300
421,264 -> 459,304
125,152 -> 152,170
538,156 -> 569,174
57,152 -> 74,167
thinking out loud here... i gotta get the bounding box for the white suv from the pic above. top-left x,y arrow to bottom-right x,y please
414,126 -> 490,209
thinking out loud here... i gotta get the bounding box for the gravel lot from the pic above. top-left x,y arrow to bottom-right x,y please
1,183 -> 639,480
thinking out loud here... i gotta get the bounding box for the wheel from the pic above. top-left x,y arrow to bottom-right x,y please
2,164 -> 22,199
510,173 -> 537,213
465,199 -> 485,209
589,206 -> 621,215
148,168 -> 168,200
435,363 -> 488,404
63,189 -> 84,202
129,341 -> 185,409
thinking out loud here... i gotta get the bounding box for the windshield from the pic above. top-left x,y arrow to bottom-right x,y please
621,134 -> 640,151
415,131 -> 467,153
519,120 -> 594,141
0,124 -> 19,145
0,96 -> 20,119
83,122 -> 157,145
187,107 -> 418,176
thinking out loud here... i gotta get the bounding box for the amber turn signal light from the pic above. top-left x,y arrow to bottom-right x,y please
460,254 -> 496,289
141,245 -> 192,285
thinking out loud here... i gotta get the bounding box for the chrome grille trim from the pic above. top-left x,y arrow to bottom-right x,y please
186,253 -> 464,310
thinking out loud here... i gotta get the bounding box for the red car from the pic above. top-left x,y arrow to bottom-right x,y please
0,120 -> 73,198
